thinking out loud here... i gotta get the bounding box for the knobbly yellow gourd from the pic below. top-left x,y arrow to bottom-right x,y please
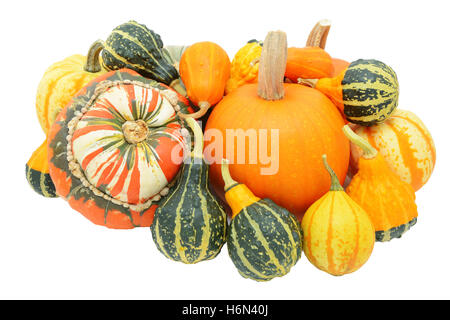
302,155 -> 375,276
344,125 -> 418,242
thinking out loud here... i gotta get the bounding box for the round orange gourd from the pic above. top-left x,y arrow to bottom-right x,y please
179,41 -> 231,119
302,155 -> 375,276
349,109 -> 436,191
285,47 -> 333,82
204,31 -> 349,220
343,125 -> 418,242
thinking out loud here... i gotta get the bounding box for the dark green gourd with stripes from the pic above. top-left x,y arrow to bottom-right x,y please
102,20 -> 179,85
343,59 -> 399,126
222,160 -> 302,281
151,118 -> 227,264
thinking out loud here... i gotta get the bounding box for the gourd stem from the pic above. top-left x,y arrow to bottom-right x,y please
322,155 -> 343,191
179,101 -> 211,119
342,125 -> 378,159
84,40 -> 104,73
257,31 -> 287,101
221,159 -> 238,191
170,78 -> 187,97
306,19 -> 331,49
298,78 -> 318,88
185,118 -> 204,158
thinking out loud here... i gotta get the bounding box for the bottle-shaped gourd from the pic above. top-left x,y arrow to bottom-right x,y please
222,159 -> 302,281
302,155 -> 375,276
151,118 -> 227,263
343,125 -> 418,242
300,59 -> 399,126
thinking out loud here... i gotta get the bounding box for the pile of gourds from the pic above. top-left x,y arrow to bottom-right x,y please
26,19 -> 436,281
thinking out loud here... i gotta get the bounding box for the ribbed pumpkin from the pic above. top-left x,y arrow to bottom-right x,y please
222,159 -> 302,281
151,118 -> 227,264
27,40 -> 107,197
343,125 -> 418,242
204,31 -> 349,219
102,21 -> 179,86
47,69 -> 192,229
26,139 -> 57,198
349,109 -> 436,191
300,59 -> 399,126
225,40 -> 263,95
179,41 -> 231,119
302,155 -> 375,276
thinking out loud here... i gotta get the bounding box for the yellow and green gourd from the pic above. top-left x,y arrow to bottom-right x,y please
222,160 -> 302,281
151,118 -> 227,264
301,155 -> 375,276
26,40 -> 107,197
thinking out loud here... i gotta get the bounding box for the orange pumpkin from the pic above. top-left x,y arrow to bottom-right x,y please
204,31 -> 349,220
285,47 -> 333,82
179,41 -> 231,119
349,109 -> 436,191
331,58 -> 350,77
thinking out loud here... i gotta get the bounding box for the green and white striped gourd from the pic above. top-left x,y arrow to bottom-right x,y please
222,160 -> 302,281
102,20 -> 179,86
343,59 -> 399,125
151,118 -> 227,264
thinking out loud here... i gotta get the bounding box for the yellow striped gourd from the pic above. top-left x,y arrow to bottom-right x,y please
301,155 -> 375,276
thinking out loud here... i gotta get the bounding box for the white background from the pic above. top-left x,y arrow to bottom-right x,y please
1,0 -> 449,299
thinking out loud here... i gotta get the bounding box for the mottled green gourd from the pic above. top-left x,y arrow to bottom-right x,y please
222,160 -> 302,281
102,20 -> 179,86
151,118 -> 227,264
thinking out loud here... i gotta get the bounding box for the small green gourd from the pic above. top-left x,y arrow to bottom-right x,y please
222,160 -> 302,281
151,118 -> 227,264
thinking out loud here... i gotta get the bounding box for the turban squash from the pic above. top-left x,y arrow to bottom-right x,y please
47,69 -> 192,229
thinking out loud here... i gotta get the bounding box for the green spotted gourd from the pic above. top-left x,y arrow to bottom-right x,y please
222,159 -> 302,281
101,21 -> 182,92
299,59 -> 399,125
151,118 -> 227,264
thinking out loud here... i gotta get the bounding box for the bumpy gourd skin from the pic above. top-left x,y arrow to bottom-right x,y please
225,40 -> 262,95
151,159 -> 228,264
346,154 -> 418,242
36,55 -> 106,134
227,198 -> 302,282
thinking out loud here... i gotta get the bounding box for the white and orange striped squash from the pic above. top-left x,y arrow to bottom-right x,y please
349,109 -> 436,191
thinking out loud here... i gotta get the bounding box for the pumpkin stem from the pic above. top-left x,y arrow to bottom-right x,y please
298,78 -> 318,88
185,117 -> 204,158
170,78 -> 187,97
179,101 -> 211,119
342,125 -> 378,159
221,159 -> 239,191
257,31 -> 287,101
322,154 -> 344,191
306,19 -> 331,49
84,40 -> 104,73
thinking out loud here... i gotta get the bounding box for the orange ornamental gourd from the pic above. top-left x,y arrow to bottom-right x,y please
305,19 -> 350,77
47,69 -> 192,229
302,155 -> 375,276
343,125 -> 418,242
26,40 -> 107,197
349,109 -> 436,191
225,40 -> 263,95
204,31 -> 349,220
179,41 -> 231,119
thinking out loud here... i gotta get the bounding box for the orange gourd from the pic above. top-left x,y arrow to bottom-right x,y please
179,41 -> 231,119
343,125 -> 418,242
204,31 -> 349,220
349,109 -> 436,191
285,46 -> 334,82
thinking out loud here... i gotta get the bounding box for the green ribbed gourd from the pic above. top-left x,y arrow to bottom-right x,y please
222,160 -> 302,281
343,59 -> 399,126
151,118 -> 227,264
102,20 -> 179,86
